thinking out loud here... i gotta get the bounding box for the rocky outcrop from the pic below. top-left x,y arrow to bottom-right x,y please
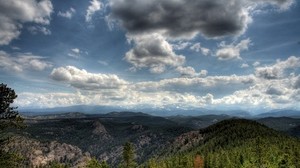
92,120 -> 111,139
171,131 -> 204,152
3,135 -> 91,168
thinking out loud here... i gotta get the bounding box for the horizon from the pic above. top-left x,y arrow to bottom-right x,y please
1,0 -> 300,114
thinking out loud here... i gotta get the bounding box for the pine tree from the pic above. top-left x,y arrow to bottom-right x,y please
120,142 -> 137,168
0,83 -> 24,130
0,83 -> 18,120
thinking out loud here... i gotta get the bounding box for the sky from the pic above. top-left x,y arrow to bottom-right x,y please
0,0 -> 300,114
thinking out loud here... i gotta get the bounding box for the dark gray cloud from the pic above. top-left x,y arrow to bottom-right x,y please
108,0 -> 293,39
109,0 -> 249,38
294,76 -> 300,89
266,86 -> 283,95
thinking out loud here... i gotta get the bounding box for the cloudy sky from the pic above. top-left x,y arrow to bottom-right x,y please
0,0 -> 300,113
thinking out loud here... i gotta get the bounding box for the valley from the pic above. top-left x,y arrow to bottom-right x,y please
1,111 -> 300,167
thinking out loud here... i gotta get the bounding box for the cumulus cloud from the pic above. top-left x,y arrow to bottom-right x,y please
58,7 -> 76,19
190,43 -> 210,56
17,55 -> 300,110
0,0 -> 53,45
125,33 -> 185,73
50,66 -> 128,90
0,50 -> 52,72
175,66 -> 207,77
28,26 -> 51,35
108,0 -> 293,39
108,0 -> 253,39
86,0 -> 103,22
133,74 -> 256,97
213,74 -> 299,110
255,56 -> 300,79
107,0 -> 293,73
216,38 -> 251,60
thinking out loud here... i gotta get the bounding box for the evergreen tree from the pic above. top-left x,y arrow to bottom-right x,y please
120,142 -> 137,168
0,83 -> 23,130
0,83 -> 18,119
86,158 -> 110,168
0,83 -> 24,167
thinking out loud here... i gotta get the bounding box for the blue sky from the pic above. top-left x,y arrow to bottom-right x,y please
0,0 -> 299,113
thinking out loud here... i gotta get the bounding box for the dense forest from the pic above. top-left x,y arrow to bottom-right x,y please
1,119 -> 300,168
144,119 -> 300,168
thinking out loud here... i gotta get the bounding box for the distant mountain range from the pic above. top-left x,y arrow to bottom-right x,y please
255,109 -> 300,118
19,105 -> 300,118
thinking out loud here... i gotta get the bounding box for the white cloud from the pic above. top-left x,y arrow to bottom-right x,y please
68,48 -> 81,58
16,55 -> 300,111
0,50 -> 52,72
253,61 -> 260,67
86,0 -> 102,22
216,38 -> 251,60
172,41 -> 191,50
125,33 -> 185,73
50,66 -> 128,90
98,60 -> 108,66
190,43 -> 210,56
71,48 -> 80,54
28,26 -> 51,35
175,66 -> 207,77
255,56 -> 300,79
0,0 -> 53,45
58,8 -> 76,19
241,63 -> 250,68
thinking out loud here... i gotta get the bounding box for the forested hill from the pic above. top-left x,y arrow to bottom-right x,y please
145,119 -> 300,168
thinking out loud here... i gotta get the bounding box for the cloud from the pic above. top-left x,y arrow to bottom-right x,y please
172,41 -> 192,50
58,7 -> 76,19
216,38 -> 251,60
190,43 -> 210,56
0,0 -> 53,45
175,66 -> 207,77
98,60 -> 109,66
253,61 -> 260,67
293,76 -> 300,89
68,48 -> 81,58
107,0 -> 293,74
0,50 -> 52,72
125,33 -> 185,73
28,26 -> 51,35
17,55 -> 300,110
108,0 -> 253,39
255,56 -> 300,79
86,0 -> 103,22
241,63 -> 250,68
133,74 -> 256,97
108,0 -> 293,39
50,66 -> 128,90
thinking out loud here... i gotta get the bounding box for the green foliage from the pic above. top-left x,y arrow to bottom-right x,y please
0,83 -> 18,120
0,83 -> 25,130
144,119 -> 300,168
0,84 -> 26,168
0,150 -> 25,168
86,158 -> 110,168
119,142 -> 137,168
44,161 -> 69,168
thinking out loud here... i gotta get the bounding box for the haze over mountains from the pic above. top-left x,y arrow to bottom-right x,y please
19,105 -> 300,118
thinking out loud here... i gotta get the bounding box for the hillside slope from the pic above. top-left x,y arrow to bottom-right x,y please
145,119 -> 300,168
